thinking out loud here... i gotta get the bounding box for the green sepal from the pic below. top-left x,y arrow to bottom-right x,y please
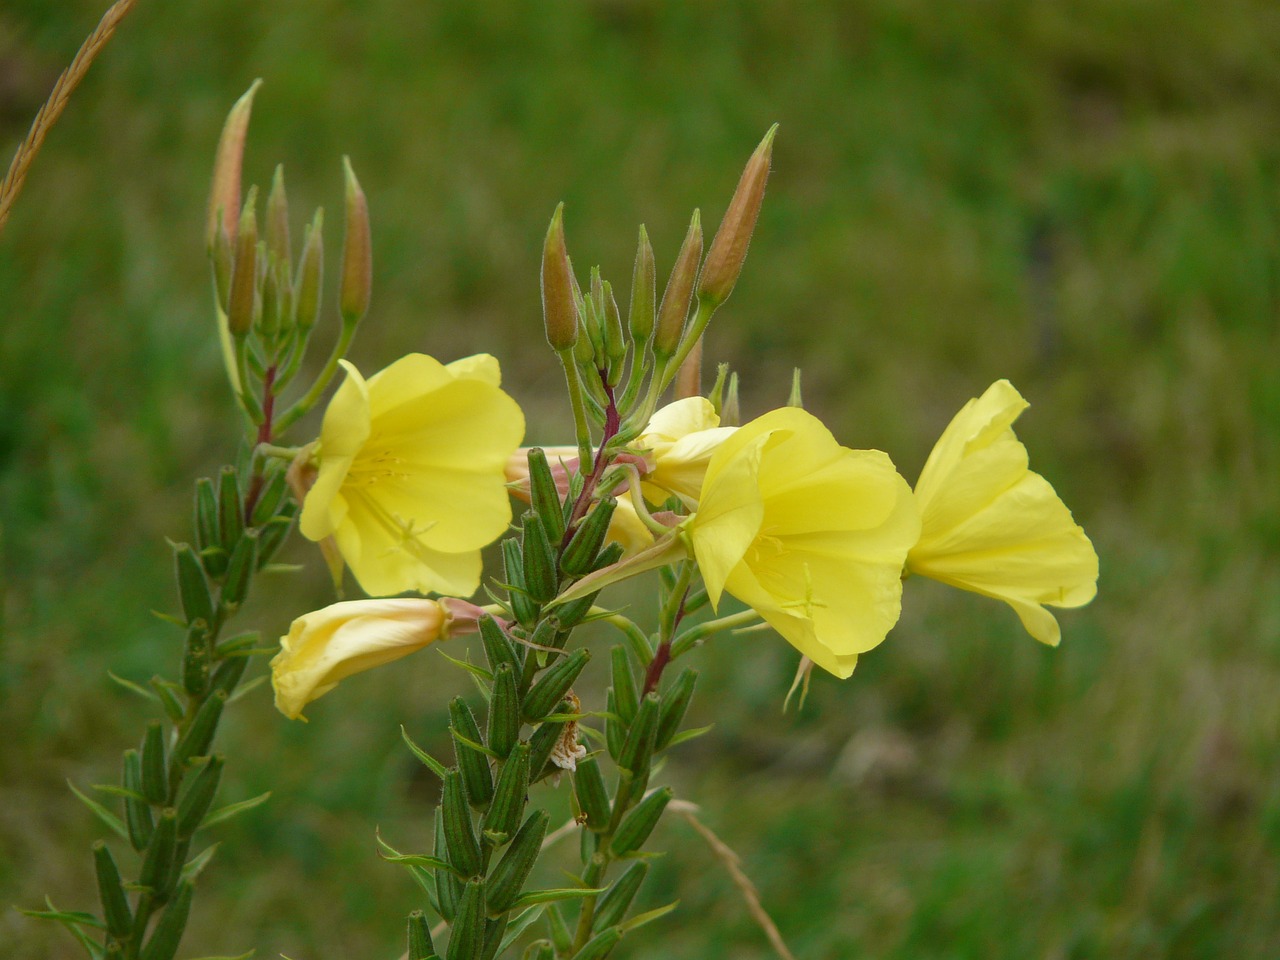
141,720 -> 169,806
92,840 -> 133,941
559,498 -> 616,577
502,539 -> 539,628
176,754 -> 224,838
610,646 -> 638,726
447,879 -> 486,960
249,463 -> 290,526
138,807 -> 178,895
174,543 -> 215,628
482,742 -> 529,844
479,616 -> 522,676
434,812 -> 461,922
593,860 -> 648,931
526,448 -> 566,544
193,477 -> 225,577
522,648 -> 590,723
610,786 -> 672,856
521,512 -> 559,604
219,527 -> 259,610
573,755 -> 611,832
122,751 -> 154,851
656,668 -> 697,751
527,703 -> 572,779
485,808 -> 549,915
170,690 -> 227,786
407,910 -> 436,960
216,466 -> 244,549
450,698 -> 495,809
568,926 -> 622,960
138,878 -> 193,960
487,664 -> 520,760
617,693 -> 659,776
442,770 -> 483,879
209,652 -> 250,697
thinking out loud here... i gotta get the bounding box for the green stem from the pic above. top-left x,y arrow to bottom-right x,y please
669,609 -> 762,659
558,347 -> 594,469
273,317 -> 359,433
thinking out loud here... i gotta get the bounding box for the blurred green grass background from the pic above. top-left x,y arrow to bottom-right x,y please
2,1 -> 1278,957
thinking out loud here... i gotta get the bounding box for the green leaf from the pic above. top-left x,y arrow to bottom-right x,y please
619,900 -> 679,932
21,898 -> 106,960
90,783 -> 147,802
185,952 -> 256,960
180,842 -> 220,883
509,887 -> 607,910
66,780 -> 128,842
150,609 -> 188,628
497,905 -> 546,955
200,790 -> 272,829
400,726 -> 449,779
435,649 -> 493,683
227,673 -> 268,704
107,671 -> 159,702
665,724 -> 714,747
374,829 -> 456,874
450,728 -> 502,761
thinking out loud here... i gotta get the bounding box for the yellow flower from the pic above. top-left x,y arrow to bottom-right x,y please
687,407 -> 920,678
637,397 -> 737,507
906,379 -> 1098,645
271,597 -> 448,719
300,353 -> 525,597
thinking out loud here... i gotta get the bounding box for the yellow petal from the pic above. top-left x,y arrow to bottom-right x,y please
690,431 -> 767,608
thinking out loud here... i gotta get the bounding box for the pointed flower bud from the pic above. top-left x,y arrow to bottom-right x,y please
653,210 -> 702,358
338,156 -> 371,326
601,279 -> 626,386
294,209 -> 324,332
541,203 -> 578,351
266,164 -> 291,281
226,187 -> 259,337
698,124 -> 776,309
628,225 -> 656,346
206,79 -> 262,251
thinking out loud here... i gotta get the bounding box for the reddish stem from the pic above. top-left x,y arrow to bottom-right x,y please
560,374 -> 621,550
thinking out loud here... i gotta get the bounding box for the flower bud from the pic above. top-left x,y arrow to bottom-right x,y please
339,156 -> 371,327
653,210 -> 702,358
265,164 -> 291,283
226,187 -> 259,338
206,79 -> 261,251
294,209 -> 324,332
601,279 -> 626,387
698,124 -> 776,309
210,213 -> 233,314
628,225 -> 656,346
541,203 -> 578,352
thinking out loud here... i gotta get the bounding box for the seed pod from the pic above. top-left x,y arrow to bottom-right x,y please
209,652 -> 249,697
610,647 -> 638,726
138,807 -> 178,894
138,878 -> 194,960
520,512 -> 558,604
527,702 -> 572,779
617,693 -> 659,776
502,539 -> 539,628
442,770 -> 482,878
254,510 -> 295,569
525,448 -> 565,544
141,720 -> 168,806
249,465 -> 289,527
485,808 -> 549,914
93,841 -> 132,941
487,665 -> 520,760
656,668 -> 697,750
610,786 -> 672,857
434,812 -> 460,922
219,527 -> 259,610
572,756 -> 610,832
217,466 -> 244,549
447,879 -> 486,960
559,498 -> 617,577
653,210 -> 703,358
555,588 -> 600,630
547,905 -> 574,955
479,616 -> 521,676
450,699 -> 494,810
569,927 -> 623,960
482,742 -> 530,843
591,541 -> 625,572
522,649 -> 590,723
171,690 -> 227,783
174,543 -> 215,628
193,477 -> 224,576
480,913 -> 509,960
605,690 -> 625,763
176,754 -> 224,838
593,861 -> 648,931
407,910 -> 436,960
180,619 -> 211,698
123,749 -> 154,851
628,225 -> 656,346
523,941 -> 555,960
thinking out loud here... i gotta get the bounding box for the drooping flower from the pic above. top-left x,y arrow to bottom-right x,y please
686,407 -> 921,678
270,597 -> 485,719
906,379 -> 1098,645
300,353 -> 525,597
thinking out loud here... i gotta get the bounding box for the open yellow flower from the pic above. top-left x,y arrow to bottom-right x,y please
271,597 -> 453,719
300,353 -> 525,597
687,407 -> 920,678
906,379 -> 1098,645
638,397 -> 737,507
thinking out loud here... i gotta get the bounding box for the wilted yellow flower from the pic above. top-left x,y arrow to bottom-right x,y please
687,407 -> 920,678
300,353 -> 525,597
271,597 -> 470,719
907,379 -> 1098,645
